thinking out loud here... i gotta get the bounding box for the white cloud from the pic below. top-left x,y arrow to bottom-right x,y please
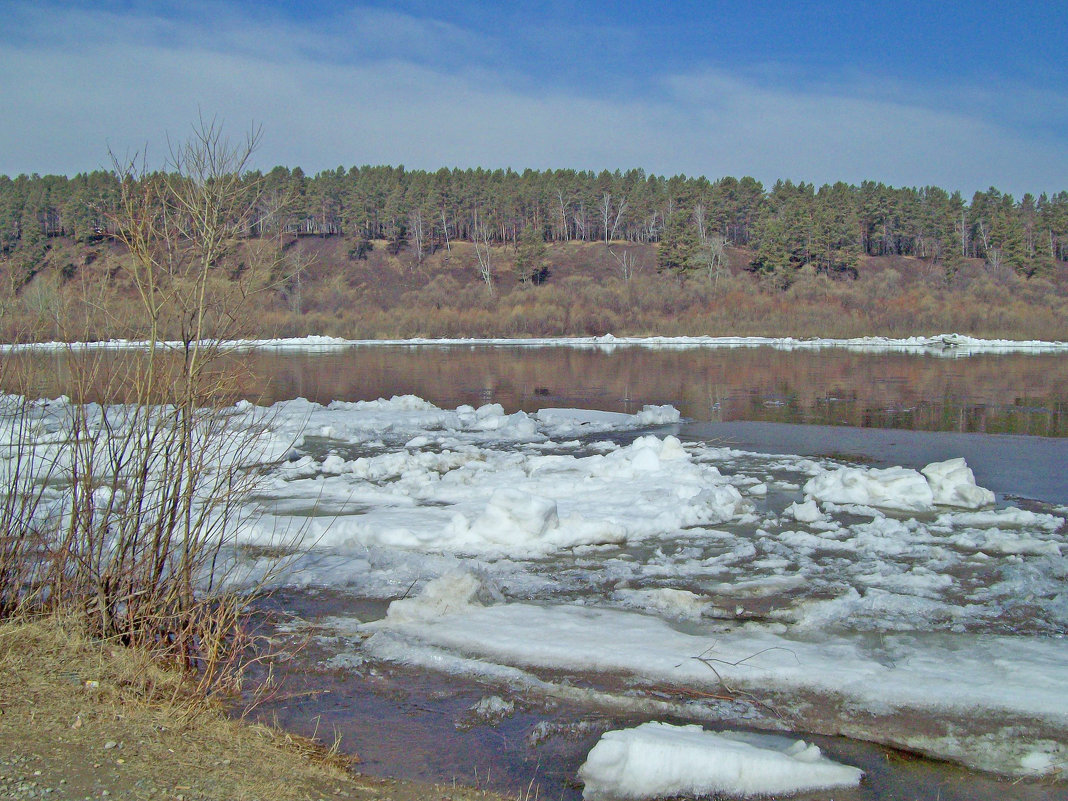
1,2 -> 1064,197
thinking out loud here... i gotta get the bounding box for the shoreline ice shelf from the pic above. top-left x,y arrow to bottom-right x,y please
5,331 -> 1068,356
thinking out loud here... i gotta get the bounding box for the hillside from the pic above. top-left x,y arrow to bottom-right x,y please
2,233 -> 1067,342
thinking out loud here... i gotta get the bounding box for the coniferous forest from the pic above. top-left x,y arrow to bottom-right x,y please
2,164 -> 1067,341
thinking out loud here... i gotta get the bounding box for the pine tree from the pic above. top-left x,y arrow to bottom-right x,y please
656,209 -> 699,275
514,224 -> 549,284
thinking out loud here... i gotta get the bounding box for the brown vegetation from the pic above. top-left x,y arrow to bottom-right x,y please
0,616 -> 508,801
3,235 -> 1066,342
0,122 -> 293,693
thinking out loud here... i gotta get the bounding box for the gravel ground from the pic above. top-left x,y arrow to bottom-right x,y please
0,618 -> 508,801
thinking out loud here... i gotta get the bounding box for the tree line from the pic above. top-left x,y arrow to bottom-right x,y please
2,165 -> 1066,289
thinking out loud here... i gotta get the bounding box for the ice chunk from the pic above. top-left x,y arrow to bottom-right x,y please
786,499 -> 824,522
615,588 -> 711,620
1020,748 -> 1056,774
937,507 -> 1063,530
921,458 -> 995,508
693,484 -> 750,523
578,722 -> 862,800
634,404 -> 681,425
534,404 -> 680,430
320,453 -> 349,473
535,408 -> 634,426
452,488 -> 560,547
351,394 -> 438,412
468,695 -> 515,723
605,435 -> 691,475
805,464 -> 933,511
382,571 -> 483,624
804,459 -> 996,513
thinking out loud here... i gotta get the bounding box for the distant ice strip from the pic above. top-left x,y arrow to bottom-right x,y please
5,332 -> 1068,356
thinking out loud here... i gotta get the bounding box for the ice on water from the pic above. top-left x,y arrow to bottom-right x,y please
9,390 -> 1066,781
7,332 -> 1068,356
578,722 -> 862,800
217,393 -> 1068,778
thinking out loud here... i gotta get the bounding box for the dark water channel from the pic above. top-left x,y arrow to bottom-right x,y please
16,344 -> 1068,799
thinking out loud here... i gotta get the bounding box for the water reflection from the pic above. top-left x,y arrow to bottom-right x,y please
10,345 -> 1068,436
252,347 -> 1068,437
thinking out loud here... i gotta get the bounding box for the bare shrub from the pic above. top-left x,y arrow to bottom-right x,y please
0,361 -> 59,615
0,119 -> 297,693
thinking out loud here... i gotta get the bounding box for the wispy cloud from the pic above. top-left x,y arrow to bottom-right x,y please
1,1 -> 1064,196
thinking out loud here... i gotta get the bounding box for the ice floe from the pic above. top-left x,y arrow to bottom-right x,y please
578,722 -> 862,799
364,576 -> 1068,776
803,457 -> 994,512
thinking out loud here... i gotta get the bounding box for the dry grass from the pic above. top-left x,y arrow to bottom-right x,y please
0,615 -> 510,801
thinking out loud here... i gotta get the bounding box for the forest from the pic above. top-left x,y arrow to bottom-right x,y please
2,164 -> 1067,340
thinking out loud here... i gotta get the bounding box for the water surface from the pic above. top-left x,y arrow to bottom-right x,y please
245,346 -> 1068,437
13,345 -> 1068,436
13,343 -> 1067,799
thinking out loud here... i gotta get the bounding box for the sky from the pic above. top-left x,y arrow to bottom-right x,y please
1,0 -> 1066,196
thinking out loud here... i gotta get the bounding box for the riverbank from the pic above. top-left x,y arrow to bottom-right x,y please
0,617 -> 509,801
3,237 -> 1067,344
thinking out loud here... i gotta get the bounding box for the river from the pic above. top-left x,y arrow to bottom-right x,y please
226,343 -> 1066,801
10,341 -> 1068,800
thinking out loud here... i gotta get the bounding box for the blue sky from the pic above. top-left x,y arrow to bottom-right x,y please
2,0 -> 1066,196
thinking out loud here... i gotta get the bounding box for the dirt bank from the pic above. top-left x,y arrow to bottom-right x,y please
0,617 -> 508,801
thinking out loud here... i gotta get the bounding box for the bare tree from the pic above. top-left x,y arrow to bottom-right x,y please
601,193 -> 613,244
284,245 -> 312,314
599,192 -> 630,244
986,246 -> 1008,280
609,246 -> 638,282
573,201 -> 589,241
693,202 -> 707,244
612,196 -> 628,242
472,209 -> 494,292
705,234 -> 729,288
976,219 -> 991,256
408,207 -> 428,268
440,208 -> 452,258
555,189 -> 569,241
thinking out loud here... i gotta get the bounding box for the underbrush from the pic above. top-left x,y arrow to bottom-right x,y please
4,239 -> 1068,341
